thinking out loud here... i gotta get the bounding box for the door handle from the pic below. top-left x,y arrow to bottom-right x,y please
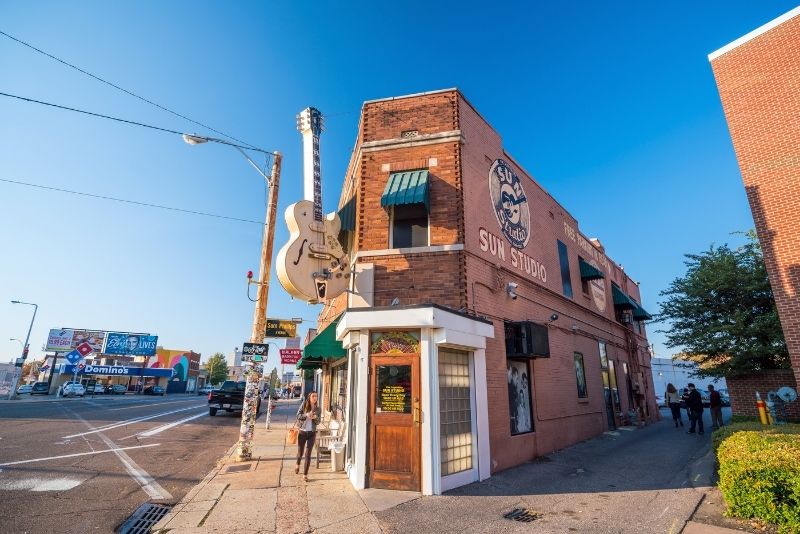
413,398 -> 421,427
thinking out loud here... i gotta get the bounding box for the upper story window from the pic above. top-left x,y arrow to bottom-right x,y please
391,204 -> 429,248
557,240 -> 573,298
578,256 -> 590,294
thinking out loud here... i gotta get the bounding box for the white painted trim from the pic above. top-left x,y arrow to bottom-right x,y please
356,244 -> 464,259
709,6 -> 800,60
348,333 -> 370,490
421,329 -> 437,496
362,130 -> 463,152
474,347 -> 491,482
363,88 -> 459,105
336,306 -> 494,340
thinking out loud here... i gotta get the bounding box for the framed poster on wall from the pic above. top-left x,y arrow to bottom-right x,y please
574,352 -> 587,398
507,359 -> 534,435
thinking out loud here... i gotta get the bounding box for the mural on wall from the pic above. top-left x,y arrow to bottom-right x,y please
488,159 -> 530,249
147,349 -> 190,381
370,331 -> 420,355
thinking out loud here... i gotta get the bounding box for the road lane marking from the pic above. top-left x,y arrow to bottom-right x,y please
108,399 -> 205,411
0,477 -> 86,492
138,411 -> 208,437
62,405 -> 206,438
0,444 -> 160,466
95,432 -> 172,500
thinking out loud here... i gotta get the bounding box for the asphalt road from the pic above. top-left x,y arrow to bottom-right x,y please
0,393 -> 244,534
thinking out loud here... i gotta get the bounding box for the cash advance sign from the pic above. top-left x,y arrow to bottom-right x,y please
479,159 -> 547,284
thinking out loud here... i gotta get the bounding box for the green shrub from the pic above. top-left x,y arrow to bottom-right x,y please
715,423 -> 800,533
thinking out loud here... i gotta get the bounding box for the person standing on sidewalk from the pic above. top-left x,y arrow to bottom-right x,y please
665,383 -> 683,428
708,384 -> 724,430
685,383 -> 704,435
295,391 -> 321,482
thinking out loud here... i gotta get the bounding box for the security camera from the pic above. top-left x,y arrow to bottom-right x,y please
549,313 -> 559,322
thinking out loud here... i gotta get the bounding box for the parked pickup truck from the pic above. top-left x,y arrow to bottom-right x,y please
208,381 -> 259,416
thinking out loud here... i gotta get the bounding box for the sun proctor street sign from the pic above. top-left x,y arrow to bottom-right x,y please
280,349 -> 302,365
265,320 -> 297,338
242,343 -> 269,362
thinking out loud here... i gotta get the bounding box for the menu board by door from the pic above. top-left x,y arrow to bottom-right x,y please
375,365 -> 412,413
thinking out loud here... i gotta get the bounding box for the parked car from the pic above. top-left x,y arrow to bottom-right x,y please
700,390 -> 711,407
718,389 -> 731,407
655,394 -> 665,407
59,381 -> 82,396
197,384 -> 215,395
208,380 -> 259,416
16,384 -> 33,395
31,382 -> 50,395
144,385 -> 165,396
93,383 -> 105,394
105,384 -> 127,395
62,383 -> 86,397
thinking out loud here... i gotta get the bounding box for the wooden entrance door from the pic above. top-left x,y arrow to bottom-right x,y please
368,355 -> 421,491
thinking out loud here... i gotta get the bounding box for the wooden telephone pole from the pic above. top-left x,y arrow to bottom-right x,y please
237,152 -> 282,461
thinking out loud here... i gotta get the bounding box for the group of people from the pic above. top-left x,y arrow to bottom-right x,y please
664,382 -> 724,434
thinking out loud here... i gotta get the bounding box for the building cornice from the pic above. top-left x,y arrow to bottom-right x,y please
709,6 -> 800,61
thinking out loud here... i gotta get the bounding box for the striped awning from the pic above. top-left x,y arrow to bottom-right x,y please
632,304 -> 653,321
380,170 -> 430,210
297,317 -> 345,369
579,258 -> 605,280
337,196 -> 356,232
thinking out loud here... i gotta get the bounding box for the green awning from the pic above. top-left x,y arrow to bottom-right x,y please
611,285 -> 637,309
380,170 -> 430,210
300,316 -> 346,364
297,356 -> 323,370
579,258 -> 605,281
337,196 -> 356,232
632,304 -> 652,321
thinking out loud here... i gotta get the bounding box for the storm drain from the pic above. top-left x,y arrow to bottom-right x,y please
503,508 -> 542,523
118,503 -> 172,534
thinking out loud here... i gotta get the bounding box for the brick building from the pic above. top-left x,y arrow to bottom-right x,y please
709,7 -> 800,408
297,89 -> 655,494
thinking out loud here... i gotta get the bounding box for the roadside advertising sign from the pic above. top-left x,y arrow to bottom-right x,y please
280,349 -> 302,365
75,342 -> 93,357
242,343 -> 269,362
285,337 -> 301,349
70,330 -> 106,353
46,329 -> 74,351
103,333 -> 158,356
266,319 -> 297,338
64,349 -> 83,365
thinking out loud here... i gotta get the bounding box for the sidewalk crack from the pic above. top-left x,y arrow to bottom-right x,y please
197,483 -> 229,527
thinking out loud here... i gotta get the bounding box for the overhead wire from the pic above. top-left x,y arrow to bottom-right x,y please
0,177 -> 265,226
0,29 -> 259,150
0,91 -> 268,153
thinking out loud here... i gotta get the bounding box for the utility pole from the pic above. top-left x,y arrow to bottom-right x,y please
237,152 -> 282,462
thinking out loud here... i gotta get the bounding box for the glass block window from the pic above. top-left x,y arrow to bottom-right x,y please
439,349 -> 473,476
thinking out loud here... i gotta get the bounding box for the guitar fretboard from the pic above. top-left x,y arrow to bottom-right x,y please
312,132 -> 322,222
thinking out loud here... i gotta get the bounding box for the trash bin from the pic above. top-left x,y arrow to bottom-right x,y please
330,441 -> 345,472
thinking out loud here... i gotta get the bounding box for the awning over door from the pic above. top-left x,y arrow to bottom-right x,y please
297,316 -> 346,369
380,170 -> 430,210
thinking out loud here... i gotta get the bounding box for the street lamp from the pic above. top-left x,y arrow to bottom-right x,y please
8,300 -> 38,400
9,338 -> 23,347
183,133 -> 282,462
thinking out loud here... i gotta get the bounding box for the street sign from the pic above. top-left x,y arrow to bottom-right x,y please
280,349 -> 302,365
265,319 -> 297,338
242,343 -> 269,363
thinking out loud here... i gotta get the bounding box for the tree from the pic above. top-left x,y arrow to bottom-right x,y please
268,367 -> 279,391
206,353 -> 229,385
658,232 -> 789,378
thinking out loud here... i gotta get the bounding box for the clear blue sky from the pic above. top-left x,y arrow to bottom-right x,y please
1,1 -> 795,368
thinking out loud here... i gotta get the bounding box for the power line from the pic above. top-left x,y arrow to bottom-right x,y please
0,91 -> 266,153
0,29 -> 259,150
0,177 -> 265,226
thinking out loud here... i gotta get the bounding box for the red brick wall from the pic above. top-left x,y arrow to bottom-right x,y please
710,11 -> 800,388
726,370 -> 800,421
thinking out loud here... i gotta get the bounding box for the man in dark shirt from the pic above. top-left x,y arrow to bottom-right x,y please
708,384 -> 723,430
686,383 -> 704,435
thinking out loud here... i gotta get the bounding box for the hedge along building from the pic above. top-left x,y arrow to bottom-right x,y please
296,89 -> 655,495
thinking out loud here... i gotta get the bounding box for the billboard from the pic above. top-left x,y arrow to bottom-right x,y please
103,333 -> 158,356
46,329 -> 73,351
70,330 -> 106,353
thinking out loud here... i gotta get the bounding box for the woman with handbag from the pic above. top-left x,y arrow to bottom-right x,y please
665,383 -> 683,428
295,391 -> 321,482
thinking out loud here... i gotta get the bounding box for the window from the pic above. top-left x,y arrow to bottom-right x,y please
328,362 -> 348,415
578,256 -> 590,294
391,204 -> 428,248
507,359 -> 534,435
558,240 -> 573,298
439,349 -> 473,476
574,353 -> 587,398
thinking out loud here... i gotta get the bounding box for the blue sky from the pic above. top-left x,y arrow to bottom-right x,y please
1,1 -> 796,368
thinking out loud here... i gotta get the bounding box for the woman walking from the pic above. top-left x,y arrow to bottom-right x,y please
665,383 -> 683,428
295,391 -> 321,482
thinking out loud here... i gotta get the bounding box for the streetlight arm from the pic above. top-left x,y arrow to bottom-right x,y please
231,145 -> 271,184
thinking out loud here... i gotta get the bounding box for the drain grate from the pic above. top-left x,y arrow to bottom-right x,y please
224,463 -> 253,473
119,503 -> 172,534
503,508 -> 542,523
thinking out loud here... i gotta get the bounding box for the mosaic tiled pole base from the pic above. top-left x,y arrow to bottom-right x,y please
236,363 -> 262,461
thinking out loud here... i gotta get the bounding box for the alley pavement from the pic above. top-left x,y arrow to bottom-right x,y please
153,405 -> 737,534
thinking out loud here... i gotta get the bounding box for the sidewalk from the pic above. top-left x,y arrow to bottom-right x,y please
152,401 -> 419,534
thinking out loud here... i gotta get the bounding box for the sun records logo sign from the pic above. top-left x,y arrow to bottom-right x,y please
488,159 -> 530,249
